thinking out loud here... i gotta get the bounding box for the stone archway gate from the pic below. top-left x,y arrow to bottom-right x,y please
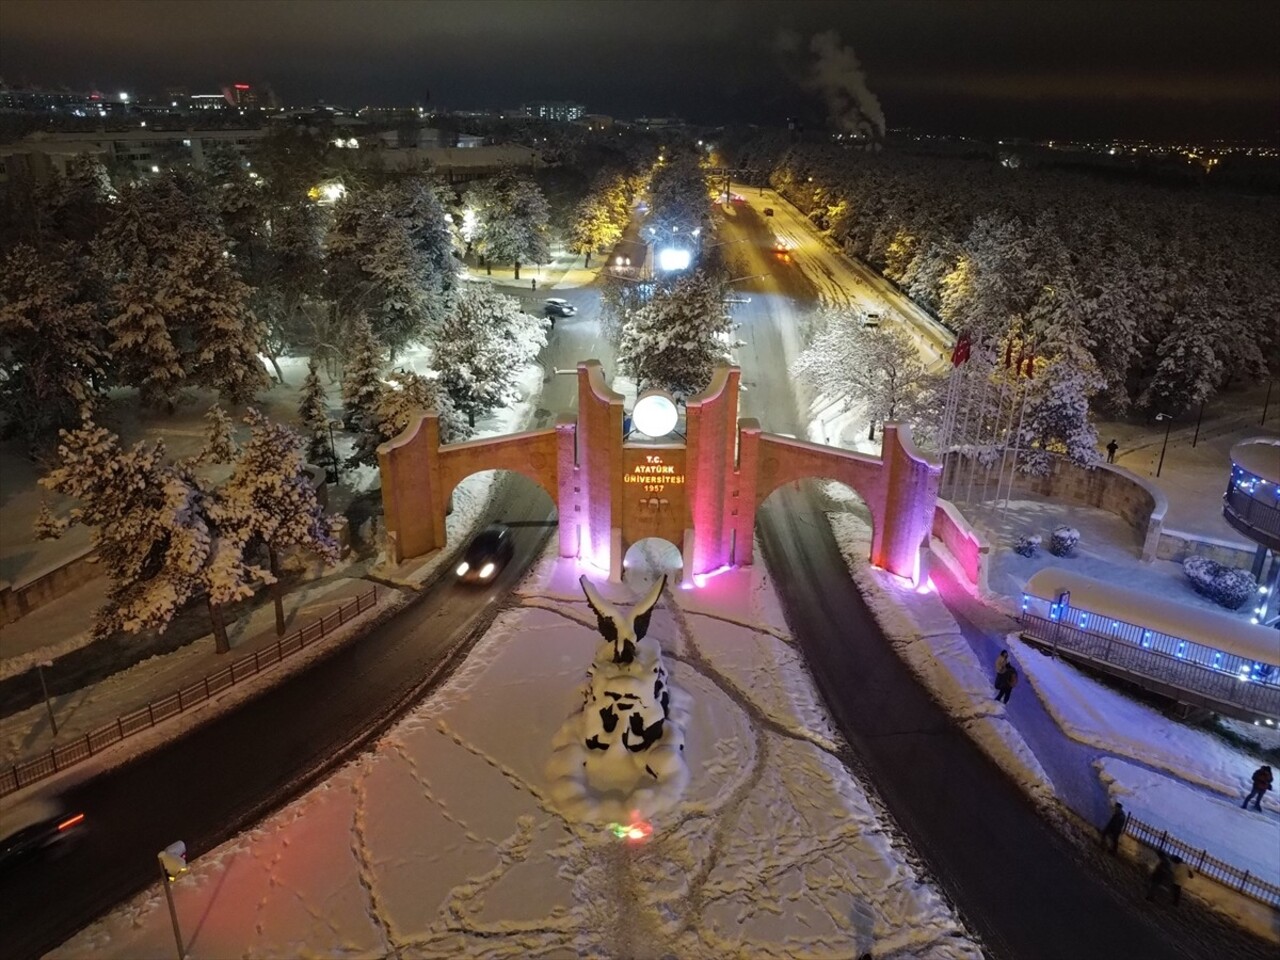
378,360 -> 940,582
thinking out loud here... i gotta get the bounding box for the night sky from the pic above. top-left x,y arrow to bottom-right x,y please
2,0 -> 1276,139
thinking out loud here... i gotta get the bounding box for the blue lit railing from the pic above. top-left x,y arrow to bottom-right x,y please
1018,593 -> 1280,719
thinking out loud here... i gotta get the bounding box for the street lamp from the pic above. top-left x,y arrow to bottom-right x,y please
1155,413 -> 1174,478
36,660 -> 57,736
158,841 -> 189,960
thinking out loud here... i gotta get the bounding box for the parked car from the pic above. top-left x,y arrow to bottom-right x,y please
455,524 -> 516,584
543,298 -> 577,325
861,311 -> 882,328
763,207 -> 774,217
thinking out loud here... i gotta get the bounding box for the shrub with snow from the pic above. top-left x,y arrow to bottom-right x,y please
1014,534 -> 1041,558
1049,526 -> 1080,557
1183,555 -> 1257,610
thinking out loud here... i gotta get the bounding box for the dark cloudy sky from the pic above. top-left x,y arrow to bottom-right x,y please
2,0 -> 1276,139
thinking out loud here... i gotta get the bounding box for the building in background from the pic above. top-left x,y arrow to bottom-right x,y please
524,100 -> 585,122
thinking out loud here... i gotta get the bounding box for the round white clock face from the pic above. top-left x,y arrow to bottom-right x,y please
633,391 -> 679,438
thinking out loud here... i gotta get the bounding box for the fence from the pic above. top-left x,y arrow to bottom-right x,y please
1017,607 -> 1280,719
1124,814 -> 1280,909
0,586 -> 379,798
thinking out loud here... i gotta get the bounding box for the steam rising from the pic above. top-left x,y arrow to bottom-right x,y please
807,30 -> 885,139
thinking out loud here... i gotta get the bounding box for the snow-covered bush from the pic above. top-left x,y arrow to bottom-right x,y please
1183,556 -> 1257,610
1049,526 -> 1080,557
1014,534 -> 1041,558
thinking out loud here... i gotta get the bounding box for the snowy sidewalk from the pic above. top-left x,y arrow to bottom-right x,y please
463,246 -> 601,292
0,575 -> 379,770
52,543 -> 983,960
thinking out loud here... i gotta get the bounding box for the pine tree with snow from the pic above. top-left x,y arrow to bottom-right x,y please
616,271 -> 734,400
433,282 -> 548,427
33,500 -> 66,541
40,419 -> 218,643
0,243 -> 109,448
298,359 -> 334,467
341,314 -> 385,429
197,404 -> 239,465
465,169 -> 551,279
348,369 -> 466,467
214,409 -> 338,635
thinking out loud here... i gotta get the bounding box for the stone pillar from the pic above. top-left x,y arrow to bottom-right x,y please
874,423 -> 941,581
685,367 -> 740,575
376,412 -> 446,563
556,416 -> 579,558
733,419 -> 762,566
576,361 -> 625,575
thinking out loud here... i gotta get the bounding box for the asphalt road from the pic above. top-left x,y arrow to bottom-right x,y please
0,289 -> 612,960
716,202 -> 1270,960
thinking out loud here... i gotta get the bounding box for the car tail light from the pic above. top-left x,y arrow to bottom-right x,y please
58,813 -> 85,831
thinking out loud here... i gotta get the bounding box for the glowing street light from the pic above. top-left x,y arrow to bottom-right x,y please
633,390 -> 680,438
657,248 -> 691,272
158,841 -> 189,959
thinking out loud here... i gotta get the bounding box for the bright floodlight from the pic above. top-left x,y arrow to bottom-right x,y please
658,248 -> 691,272
633,390 -> 679,438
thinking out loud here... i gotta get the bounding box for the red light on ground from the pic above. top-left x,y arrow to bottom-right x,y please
234,84 -> 251,90
58,813 -> 85,831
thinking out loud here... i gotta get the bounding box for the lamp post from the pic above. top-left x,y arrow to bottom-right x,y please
327,421 -> 341,484
158,841 -> 189,960
1263,379 -> 1275,426
1155,413 -> 1173,478
36,660 -> 57,736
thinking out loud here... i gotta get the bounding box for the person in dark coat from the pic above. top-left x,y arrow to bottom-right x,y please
1147,852 -> 1192,905
1242,765 -> 1273,810
1101,802 -> 1127,853
995,649 -> 1009,679
994,666 -> 1018,704
1106,439 -> 1119,463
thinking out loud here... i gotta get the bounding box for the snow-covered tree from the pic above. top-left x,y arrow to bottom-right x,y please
341,314 -> 384,429
465,169 -> 551,279
348,369 -> 466,467
215,409 -> 338,635
33,500 -> 66,541
298,359 -> 334,467
0,244 -> 108,448
795,312 -> 940,440
324,178 -> 456,355
39,420 -> 217,643
433,283 -> 548,427
616,271 -> 733,399
94,174 -> 268,407
197,404 -> 239,465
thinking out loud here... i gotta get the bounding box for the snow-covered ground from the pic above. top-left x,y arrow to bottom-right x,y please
53,542 -> 982,960
2,362 -> 544,778
821,488 -> 1056,809
1011,636 -> 1279,813
966,496 -> 1255,623
1095,757 -> 1280,933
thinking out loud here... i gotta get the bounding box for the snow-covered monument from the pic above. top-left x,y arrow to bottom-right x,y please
376,360 -> 940,584
545,575 -> 690,823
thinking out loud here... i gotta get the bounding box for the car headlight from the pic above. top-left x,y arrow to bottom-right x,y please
456,562 -> 470,576
479,562 -> 496,579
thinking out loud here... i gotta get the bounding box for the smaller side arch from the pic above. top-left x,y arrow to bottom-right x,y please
437,429 -> 561,510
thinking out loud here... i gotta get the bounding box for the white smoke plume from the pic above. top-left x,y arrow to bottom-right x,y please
808,30 -> 885,139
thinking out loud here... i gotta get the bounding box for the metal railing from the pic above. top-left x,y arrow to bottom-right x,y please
1016,610 -> 1280,718
1,586 -> 379,798
1124,814 -> 1280,909
1223,484 -> 1280,548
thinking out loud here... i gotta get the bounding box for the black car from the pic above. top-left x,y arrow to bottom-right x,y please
455,524 -> 516,584
543,298 -> 577,322
0,804 -> 86,871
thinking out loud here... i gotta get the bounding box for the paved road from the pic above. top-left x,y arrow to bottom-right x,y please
716,202 -> 1270,960
0,291 -> 613,960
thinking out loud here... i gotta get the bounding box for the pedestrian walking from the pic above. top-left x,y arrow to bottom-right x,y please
1147,852 -> 1192,906
1106,439 -> 1119,463
1100,801 -> 1127,853
994,666 -> 1018,704
1242,764 -> 1273,810
995,649 -> 1009,679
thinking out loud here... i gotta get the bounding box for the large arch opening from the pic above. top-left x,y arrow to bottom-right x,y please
622,537 -> 684,590
756,476 -> 886,581
442,468 -> 558,548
